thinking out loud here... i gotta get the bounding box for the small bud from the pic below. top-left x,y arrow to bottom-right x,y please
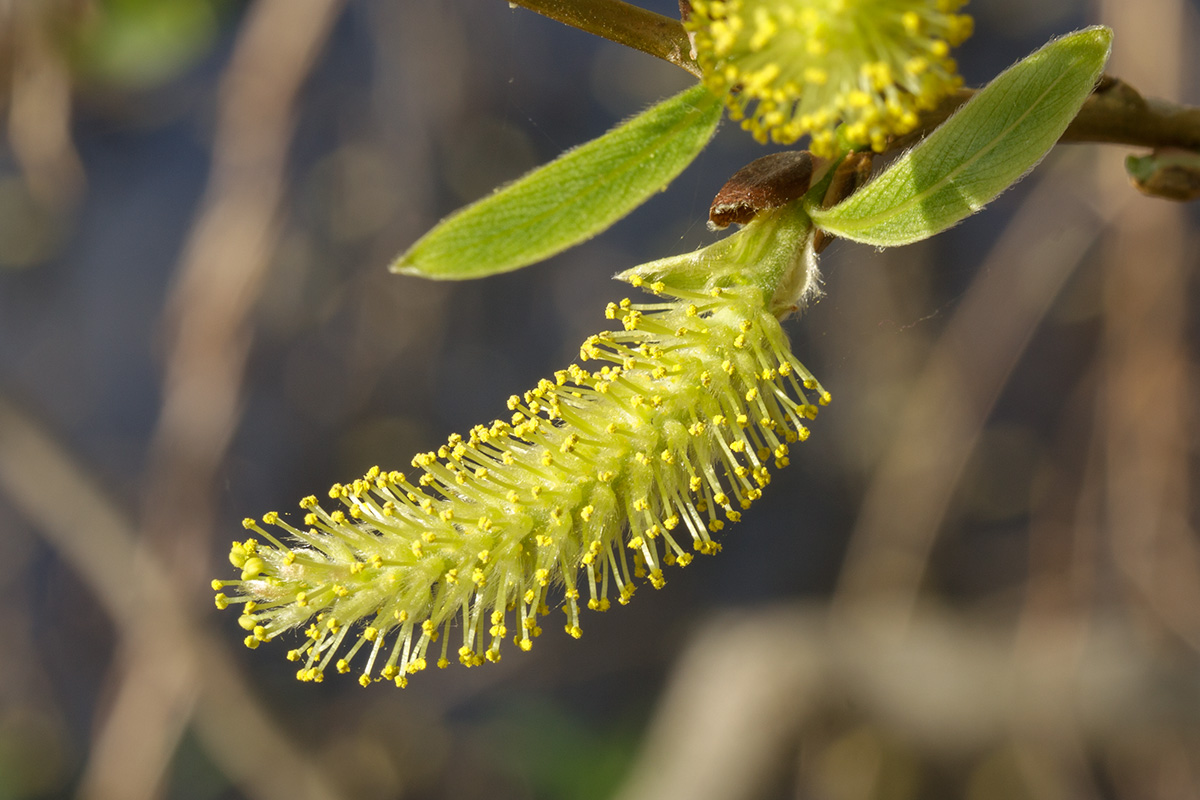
710,151 -> 819,229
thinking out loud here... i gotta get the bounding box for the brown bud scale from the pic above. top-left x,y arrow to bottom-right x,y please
709,151 -> 817,229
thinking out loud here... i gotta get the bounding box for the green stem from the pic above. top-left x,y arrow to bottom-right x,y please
508,0 -> 700,77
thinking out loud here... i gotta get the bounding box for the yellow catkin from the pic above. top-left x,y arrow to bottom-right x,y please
215,279 -> 829,687
686,0 -> 974,155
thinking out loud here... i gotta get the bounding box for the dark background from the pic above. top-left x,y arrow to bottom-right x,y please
1,1 -> 1199,798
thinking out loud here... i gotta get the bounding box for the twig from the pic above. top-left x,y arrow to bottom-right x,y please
888,76 -> 1200,154
508,0 -> 701,77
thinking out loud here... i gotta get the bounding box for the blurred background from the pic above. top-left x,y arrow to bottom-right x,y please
0,0 -> 1198,798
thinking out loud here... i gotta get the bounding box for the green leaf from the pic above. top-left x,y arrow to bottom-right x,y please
808,26 -> 1113,247
394,83 -> 722,279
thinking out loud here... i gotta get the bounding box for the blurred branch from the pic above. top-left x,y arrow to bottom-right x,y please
1014,377 -> 1104,653
1099,194 -> 1200,648
613,607 -> 821,800
615,605 -> 1200,800
63,0 -> 348,798
1094,0 -> 1200,657
832,163 -> 1115,627
5,3 -> 84,208
0,396 -> 346,800
508,0 -> 701,77
143,0 -> 348,567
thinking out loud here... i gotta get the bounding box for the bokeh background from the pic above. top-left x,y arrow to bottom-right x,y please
1,1 -> 1199,798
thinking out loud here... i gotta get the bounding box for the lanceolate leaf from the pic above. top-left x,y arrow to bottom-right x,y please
808,26 -> 1113,247
394,83 -> 722,279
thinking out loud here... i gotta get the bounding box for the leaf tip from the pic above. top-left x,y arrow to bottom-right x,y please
389,247 -> 453,279
1061,24 -> 1114,65
388,252 -> 419,276
1084,24 -> 1115,49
